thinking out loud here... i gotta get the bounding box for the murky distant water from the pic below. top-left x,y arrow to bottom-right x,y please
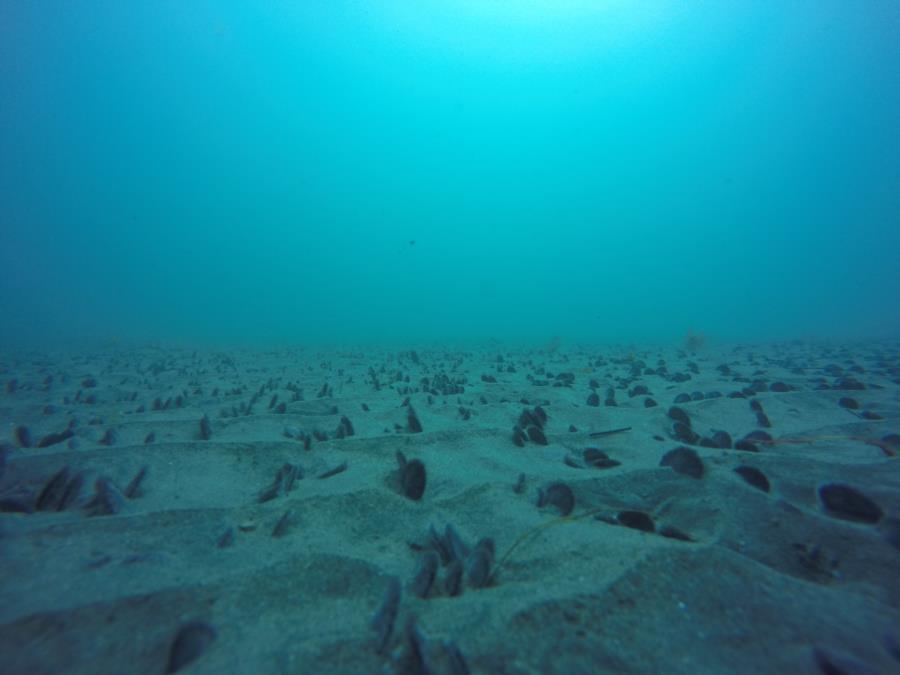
2,2 -> 899,348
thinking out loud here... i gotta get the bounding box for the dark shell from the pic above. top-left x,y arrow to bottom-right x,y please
371,577 -> 401,655
564,455 -> 584,469
166,621 -> 216,673
37,428 -> 74,448
527,425 -> 548,445
744,430 -> 773,443
885,628 -> 900,661
271,509 -> 294,537
36,466 -> 72,511
672,422 -> 699,445
583,447 -> 608,464
99,428 -> 118,446
199,415 -> 212,441
410,551 -> 439,598
660,446 -> 704,479
14,425 -> 34,448
465,538 -> 495,588
667,406 -> 691,427
428,524 -> 454,564
734,465 -> 770,493
217,527 -> 235,549
812,647 -> 876,675
513,473 -> 526,494
317,461 -> 348,480
0,497 -> 34,514
407,407 -> 423,433
584,448 -> 621,469
443,560 -> 464,597
444,523 -> 471,563
518,409 -> 540,429
879,433 -> 900,455
512,427 -> 526,447
617,510 -> 655,532
402,459 -> 427,501
818,483 -> 883,523
539,482 -> 575,516
124,466 -> 149,499
57,470 -> 87,511
879,517 -> 900,551
659,524 -> 693,542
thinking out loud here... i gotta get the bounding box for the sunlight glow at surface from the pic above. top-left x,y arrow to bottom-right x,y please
372,0 -> 677,65
451,0 -> 632,23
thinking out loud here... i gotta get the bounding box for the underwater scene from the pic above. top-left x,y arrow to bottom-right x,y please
1,2 -> 899,673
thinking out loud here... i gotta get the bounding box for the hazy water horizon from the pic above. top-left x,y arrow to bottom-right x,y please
2,2 -> 898,350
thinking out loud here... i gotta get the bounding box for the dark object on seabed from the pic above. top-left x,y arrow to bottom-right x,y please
199,415 -> 213,440
667,407 -> 691,427
36,466 -> 72,511
317,461 -> 348,479
14,425 -> 33,448
371,576 -> 401,654
660,446 -> 704,479
406,406 -> 423,433
410,551 -> 440,598
37,428 -> 74,448
617,510 -> 655,532
583,447 -> 620,469
258,463 -> 303,503
335,415 -> 354,438
389,616 -> 470,675
397,451 -> 427,501
99,428 -> 118,446
57,470 -> 88,511
216,526 -> 235,549
537,482 -> 575,516
465,537 -> 495,588
672,421 -> 699,444
526,425 -> 548,445
166,621 -> 217,673
86,477 -> 126,516
588,426 -> 632,438
818,483 -> 883,524
271,509 -> 295,537
734,465 -> 770,493
512,427 -> 526,447
124,466 -> 149,499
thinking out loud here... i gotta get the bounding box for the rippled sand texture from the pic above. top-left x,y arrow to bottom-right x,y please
1,342 -> 899,674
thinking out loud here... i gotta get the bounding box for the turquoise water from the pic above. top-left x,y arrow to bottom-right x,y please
2,1 -> 898,347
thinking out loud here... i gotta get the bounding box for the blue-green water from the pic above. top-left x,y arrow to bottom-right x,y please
2,1 -> 898,347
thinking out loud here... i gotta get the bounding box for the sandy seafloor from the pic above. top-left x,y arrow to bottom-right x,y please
1,341 -> 899,675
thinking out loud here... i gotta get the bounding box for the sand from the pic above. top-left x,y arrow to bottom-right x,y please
1,341 -> 899,674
